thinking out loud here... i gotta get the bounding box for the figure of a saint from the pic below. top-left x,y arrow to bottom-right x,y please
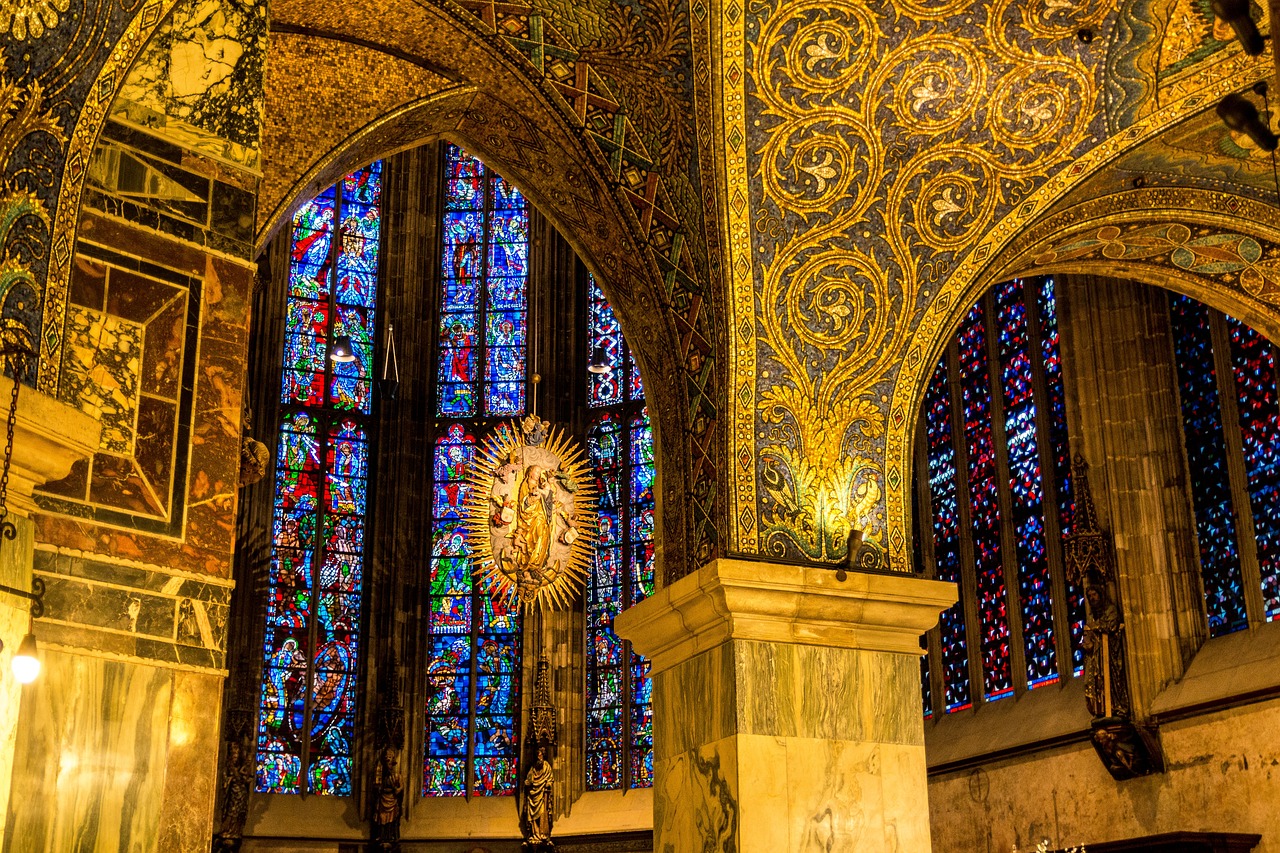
1082,583 -> 1130,719
520,747 -> 554,850
371,746 -> 404,849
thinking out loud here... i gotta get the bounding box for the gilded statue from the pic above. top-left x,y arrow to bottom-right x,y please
520,747 -> 555,851
466,417 -> 597,611
1082,583 -> 1129,720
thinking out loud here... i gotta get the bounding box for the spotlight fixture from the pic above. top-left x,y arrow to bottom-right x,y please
1210,0 -> 1264,56
1217,92 -> 1278,152
587,346 -> 612,375
330,334 -> 356,363
11,633 -> 38,684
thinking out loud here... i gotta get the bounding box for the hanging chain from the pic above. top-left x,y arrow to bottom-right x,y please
0,341 -> 31,525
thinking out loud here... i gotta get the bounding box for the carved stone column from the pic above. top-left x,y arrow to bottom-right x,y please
614,558 -> 954,852
0,377 -> 98,841
1057,275 -> 1206,717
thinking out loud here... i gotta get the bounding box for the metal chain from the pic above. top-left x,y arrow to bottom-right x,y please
0,350 -> 27,521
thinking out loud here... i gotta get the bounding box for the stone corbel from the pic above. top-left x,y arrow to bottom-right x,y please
0,375 -> 100,517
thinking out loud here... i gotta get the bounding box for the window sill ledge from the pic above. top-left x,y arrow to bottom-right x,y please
1150,618 -> 1280,722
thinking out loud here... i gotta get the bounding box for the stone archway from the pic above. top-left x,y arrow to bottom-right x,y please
256,8 -> 706,574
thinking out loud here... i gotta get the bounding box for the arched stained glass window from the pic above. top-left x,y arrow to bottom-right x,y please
917,277 -> 1083,717
423,145 -> 526,797
257,161 -> 383,795
1169,293 -> 1280,634
585,277 -> 655,790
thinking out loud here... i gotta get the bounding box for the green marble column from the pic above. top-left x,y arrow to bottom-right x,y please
614,559 -> 955,852
0,375 -> 98,846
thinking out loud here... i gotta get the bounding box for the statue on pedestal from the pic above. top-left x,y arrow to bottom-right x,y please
371,746 -> 404,851
1064,455 -> 1163,781
520,747 -> 555,851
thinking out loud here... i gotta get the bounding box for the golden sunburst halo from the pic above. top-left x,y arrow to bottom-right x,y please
465,415 -> 597,612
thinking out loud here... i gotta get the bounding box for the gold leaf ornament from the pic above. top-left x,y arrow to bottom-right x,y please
466,415 -> 598,612
1,0 -> 71,40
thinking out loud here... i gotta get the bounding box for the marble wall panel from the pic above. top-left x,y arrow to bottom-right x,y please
84,121 -> 257,260
928,697 -> 1280,851
41,237 -> 199,533
4,649 -> 174,853
156,670 -> 223,850
651,639 -> 933,853
0,517 -> 34,845
31,548 -> 232,672
111,0 -> 267,171
35,208 -> 252,580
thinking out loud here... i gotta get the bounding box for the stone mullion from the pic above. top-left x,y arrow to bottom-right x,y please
1024,276 -> 1075,685
1208,310 -> 1266,629
982,291 -> 1030,697
375,144 -> 441,812
914,409 -> 945,719
945,341 -> 986,709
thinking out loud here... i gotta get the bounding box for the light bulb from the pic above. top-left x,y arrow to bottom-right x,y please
12,632 -> 39,684
587,346 -> 612,375
330,334 -> 356,363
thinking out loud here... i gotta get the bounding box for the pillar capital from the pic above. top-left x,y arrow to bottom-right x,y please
615,557 -> 957,675
614,558 -> 956,852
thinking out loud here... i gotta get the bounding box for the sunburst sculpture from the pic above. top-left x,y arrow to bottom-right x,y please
465,415 -> 597,612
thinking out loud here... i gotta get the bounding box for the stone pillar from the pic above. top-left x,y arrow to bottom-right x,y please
614,559 -> 955,852
0,376 -> 98,843
1058,275 -> 1206,716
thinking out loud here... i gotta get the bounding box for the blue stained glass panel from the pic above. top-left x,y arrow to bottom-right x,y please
995,281 -> 1058,688
259,163 -> 380,796
924,358 -> 971,713
1226,315 -> 1280,621
1169,294 -> 1249,636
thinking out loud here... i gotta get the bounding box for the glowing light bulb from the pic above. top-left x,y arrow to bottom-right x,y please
12,633 -> 39,684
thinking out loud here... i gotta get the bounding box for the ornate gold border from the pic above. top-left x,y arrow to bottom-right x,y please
720,0 -> 755,553
39,0 -> 181,394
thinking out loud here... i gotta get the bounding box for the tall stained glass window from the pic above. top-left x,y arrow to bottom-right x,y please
258,162 -> 383,795
585,277 -> 655,790
916,277 -> 1082,718
1169,293 -> 1280,635
424,145 -> 527,797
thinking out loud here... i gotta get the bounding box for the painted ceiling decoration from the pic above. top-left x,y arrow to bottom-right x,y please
8,0 -> 1280,584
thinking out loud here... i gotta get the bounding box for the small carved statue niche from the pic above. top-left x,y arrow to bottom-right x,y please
1064,455 -> 1163,780
520,655 -> 557,852
212,711 -> 254,852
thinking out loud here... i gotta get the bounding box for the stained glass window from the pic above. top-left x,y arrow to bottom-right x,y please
438,145 -> 529,418
258,161 -> 383,796
424,146 -> 528,797
994,281 -> 1057,688
1038,278 -> 1087,673
917,277 -> 1079,718
1169,295 -> 1249,637
585,278 -> 654,790
958,303 -> 1014,701
1226,316 -> 1280,622
923,358 -> 971,713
